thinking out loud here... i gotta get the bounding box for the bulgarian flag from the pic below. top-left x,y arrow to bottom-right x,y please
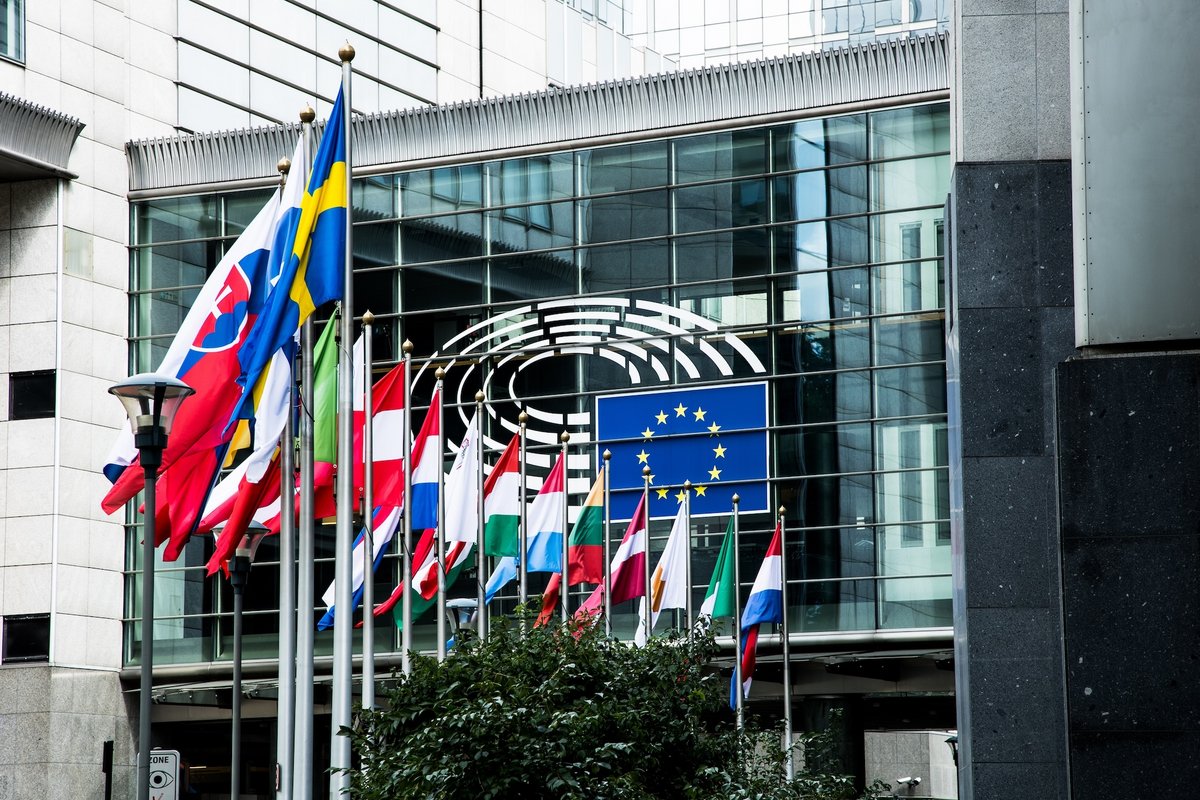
482,434 -> 520,557
699,517 -> 737,619
567,467 -> 605,585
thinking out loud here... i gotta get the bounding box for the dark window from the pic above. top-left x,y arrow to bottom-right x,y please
9,369 -> 55,420
2,613 -> 50,663
0,0 -> 24,63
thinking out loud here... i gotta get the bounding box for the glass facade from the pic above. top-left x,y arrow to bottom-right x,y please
126,102 -> 950,666
0,0 -> 23,63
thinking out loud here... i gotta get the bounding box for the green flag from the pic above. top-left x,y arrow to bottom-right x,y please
699,517 -> 736,619
312,309 -> 338,464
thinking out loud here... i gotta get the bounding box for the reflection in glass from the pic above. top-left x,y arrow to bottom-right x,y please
675,229 -> 770,283
875,364 -> 947,418
401,215 -> 484,263
870,104 -> 950,160
490,251 -> 578,302
580,240 -> 668,293
578,140 -> 669,194
674,179 -> 768,234
773,114 -> 867,171
579,190 -> 669,244
872,313 -> 944,366
674,129 -> 769,183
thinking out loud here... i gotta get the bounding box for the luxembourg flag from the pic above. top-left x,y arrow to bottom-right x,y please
731,523 -> 783,708
525,452 -> 566,573
317,505 -> 402,630
409,389 -> 441,530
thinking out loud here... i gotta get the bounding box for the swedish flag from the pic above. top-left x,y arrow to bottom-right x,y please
596,382 -> 769,521
228,87 -> 348,430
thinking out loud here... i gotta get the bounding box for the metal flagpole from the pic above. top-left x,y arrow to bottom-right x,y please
400,340 -> 413,674
293,104 -> 317,800
560,431 -> 570,624
435,367 -> 447,661
330,41 -> 355,800
682,480 -> 693,636
275,158 -> 297,800
779,505 -> 793,780
602,450 -> 612,638
475,391 -> 487,641
361,311 -> 375,711
641,466 -> 651,642
518,411 -> 528,610
732,493 -> 744,731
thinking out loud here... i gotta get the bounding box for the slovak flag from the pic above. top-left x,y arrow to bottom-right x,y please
731,523 -> 784,708
100,136 -> 307,560
409,389 -> 441,530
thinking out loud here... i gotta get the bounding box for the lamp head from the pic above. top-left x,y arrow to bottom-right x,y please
108,373 -> 195,437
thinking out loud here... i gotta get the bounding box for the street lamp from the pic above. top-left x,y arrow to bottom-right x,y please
108,373 -> 194,800
228,543 -> 254,800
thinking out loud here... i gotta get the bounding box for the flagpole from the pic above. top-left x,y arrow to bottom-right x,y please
682,480 -> 693,636
400,340 -> 413,674
732,493 -> 744,731
273,157 -> 297,800
475,391 -> 487,641
518,411 -> 528,611
560,431 -> 570,624
779,505 -> 793,780
435,367 -> 447,661
641,466 -> 651,643
361,311 -> 375,711
602,450 -> 612,638
293,105 -> 317,800
330,42 -> 355,799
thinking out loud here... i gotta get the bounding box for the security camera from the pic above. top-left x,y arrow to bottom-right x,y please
895,776 -> 921,787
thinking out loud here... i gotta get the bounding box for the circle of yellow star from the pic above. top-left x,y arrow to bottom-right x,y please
708,422 -> 721,435
713,444 -> 727,458
656,487 -> 669,500
655,410 -> 668,424
675,490 -> 687,503
693,407 -> 707,421
641,427 -> 654,440
708,466 -> 722,480
636,450 -> 650,464
674,403 -> 687,417
694,485 -> 707,496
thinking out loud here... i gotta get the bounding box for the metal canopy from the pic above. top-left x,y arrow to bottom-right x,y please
0,91 -> 85,181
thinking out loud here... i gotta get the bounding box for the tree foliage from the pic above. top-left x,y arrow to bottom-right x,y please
343,613 -> 877,800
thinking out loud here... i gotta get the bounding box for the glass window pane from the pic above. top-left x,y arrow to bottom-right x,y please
355,221 -> 398,269
488,202 -> 574,253
133,286 -> 201,338
579,190 -> 669,244
774,370 -> 872,426
874,419 -> 947,470
871,155 -> 951,212
490,154 -> 574,204
401,262 -> 483,311
675,179 -> 768,234
870,104 -> 950,160
677,278 -> 769,327
674,129 -> 769,183
872,313 -> 944,366
578,141 -> 669,195
399,307 -> 484,358
136,196 -> 221,243
777,266 -> 870,322
353,175 -> 396,221
489,250 -> 578,302
878,575 -> 952,628
874,259 -> 944,314
773,165 -> 867,223
224,190 -> 274,236
675,228 -> 770,283
400,214 -> 484,263
580,240 -> 668,293
871,208 -> 944,264
773,114 -> 867,171
874,364 -> 947,418
775,421 -> 873,479
400,165 -> 483,216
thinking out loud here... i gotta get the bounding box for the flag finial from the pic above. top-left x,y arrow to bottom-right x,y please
299,104 -> 315,123
560,431 -> 570,444
603,449 -> 611,461
277,157 -> 291,176
778,506 -> 786,516
362,310 -> 374,325
732,493 -> 740,505
339,42 -> 356,62
684,480 -> 691,489
642,465 -> 651,477
475,390 -> 485,404
519,411 -> 528,425
435,367 -> 445,380
402,339 -> 413,355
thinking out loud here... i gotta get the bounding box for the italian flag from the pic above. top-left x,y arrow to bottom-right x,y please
482,434 -> 521,557
699,517 -> 737,619
567,466 -> 605,585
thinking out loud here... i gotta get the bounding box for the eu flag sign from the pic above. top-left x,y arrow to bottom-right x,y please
596,383 -> 769,520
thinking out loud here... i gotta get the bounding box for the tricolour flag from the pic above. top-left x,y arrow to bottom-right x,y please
409,389 -> 441,530
525,452 -> 566,573
317,506 -> 402,630
567,467 -> 605,585
482,435 -> 520,558
226,86 -> 348,434
635,501 -> 690,645
577,492 -> 648,617
100,136 -> 307,560
311,310 -> 339,465
595,383 -> 769,521
699,517 -> 737,619
378,528 -> 474,630
731,523 -> 783,708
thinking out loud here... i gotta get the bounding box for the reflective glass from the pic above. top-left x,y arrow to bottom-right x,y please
399,165 -> 483,216
870,104 -> 951,160
355,220 -> 398,269
874,419 -> 947,470
400,307 -> 484,357
400,214 -> 484,262
872,313 -> 944,366
488,202 -> 574,253
674,179 -> 768,234
578,141 -> 669,195
401,262 -> 484,311
353,175 -> 396,220
773,114 -> 867,171
775,421 -> 873,479
675,228 -> 770,283
136,196 -> 221,243
873,259 -> 944,314
878,575 -> 952,628
579,239 -> 668,293
579,190 -> 669,244
490,154 -> 574,204
776,266 -> 870,322
224,190 -> 274,235
871,208 -> 944,264
774,370 -> 872,426
133,286 -> 201,338
870,155 -> 951,211
874,364 -> 947,418
675,279 -> 769,328
772,165 -> 867,223
0,0 -> 24,62
133,242 -> 223,291
674,129 -> 769,183
489,250 -> 578,302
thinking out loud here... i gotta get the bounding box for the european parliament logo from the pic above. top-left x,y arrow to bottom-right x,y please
596,383 -> 769,520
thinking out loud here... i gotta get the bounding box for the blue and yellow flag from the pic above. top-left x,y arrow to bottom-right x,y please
596,382 -> 769,520
227,87 -> 348,431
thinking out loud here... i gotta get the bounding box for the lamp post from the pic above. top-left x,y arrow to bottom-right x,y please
108,373 -> 194,800
229,544 -> 254,800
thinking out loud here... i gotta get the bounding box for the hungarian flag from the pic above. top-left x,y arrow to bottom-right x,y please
635,500 -> 690,644
567,467 -> 605,585
482,434 -> 520,557
699,517 -> 737,619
